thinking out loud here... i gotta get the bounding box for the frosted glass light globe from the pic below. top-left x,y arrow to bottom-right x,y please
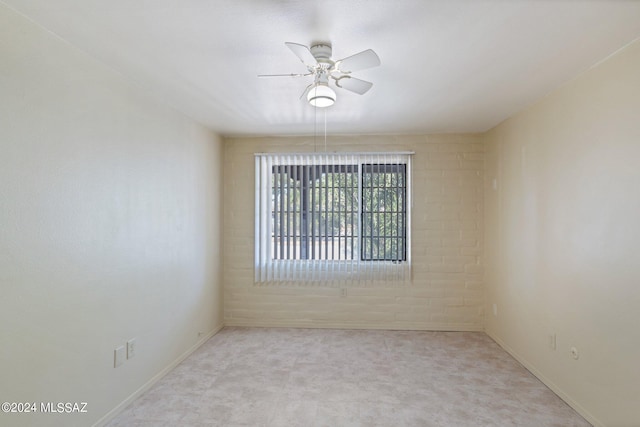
307,83 -> 336,107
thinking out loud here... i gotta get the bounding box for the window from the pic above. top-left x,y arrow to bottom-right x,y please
255,152 -> 412,284
361,163 -> 407,262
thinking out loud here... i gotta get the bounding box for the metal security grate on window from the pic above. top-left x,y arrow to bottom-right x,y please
272,164 -> 359,261
255,152 -> 412,284
361,164 -> 407,262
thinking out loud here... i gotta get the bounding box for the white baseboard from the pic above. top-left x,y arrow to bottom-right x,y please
93,323 -> 224,427
485,330 -> 602,427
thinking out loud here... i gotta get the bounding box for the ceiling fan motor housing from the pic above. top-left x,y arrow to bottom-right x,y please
310,43 -> 333,65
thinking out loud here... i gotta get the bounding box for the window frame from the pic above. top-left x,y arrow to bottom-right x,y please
360,163 -> 407,262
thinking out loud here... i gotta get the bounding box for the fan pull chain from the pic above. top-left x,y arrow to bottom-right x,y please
324,107 -> 327,153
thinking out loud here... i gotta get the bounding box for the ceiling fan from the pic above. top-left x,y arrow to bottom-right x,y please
259,42 -> 381,107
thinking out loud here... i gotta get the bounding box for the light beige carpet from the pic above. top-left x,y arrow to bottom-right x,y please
107,327 -> 591,426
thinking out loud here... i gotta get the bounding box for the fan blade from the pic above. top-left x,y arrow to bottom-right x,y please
334,76 -> 373,95
285,42 -> 318,68
335,49 -> 380,73
258,72 -> 312,78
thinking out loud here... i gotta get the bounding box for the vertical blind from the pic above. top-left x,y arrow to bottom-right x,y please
255,152 -> 412,285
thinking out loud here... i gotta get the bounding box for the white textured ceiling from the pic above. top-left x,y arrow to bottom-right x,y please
5,0 -> 640,136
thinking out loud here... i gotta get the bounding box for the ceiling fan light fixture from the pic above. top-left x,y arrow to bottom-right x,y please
307,83 -> 336,108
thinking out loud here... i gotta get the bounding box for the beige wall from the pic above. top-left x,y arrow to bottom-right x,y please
0,5 -> 224,426
484,40 -> 640,426
224,135 -> 484,330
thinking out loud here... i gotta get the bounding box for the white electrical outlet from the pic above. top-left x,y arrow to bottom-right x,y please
492,304 -> 498,317
570,346 -> 579,360
114,346 -> 125,368
127,338 -> 137,359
